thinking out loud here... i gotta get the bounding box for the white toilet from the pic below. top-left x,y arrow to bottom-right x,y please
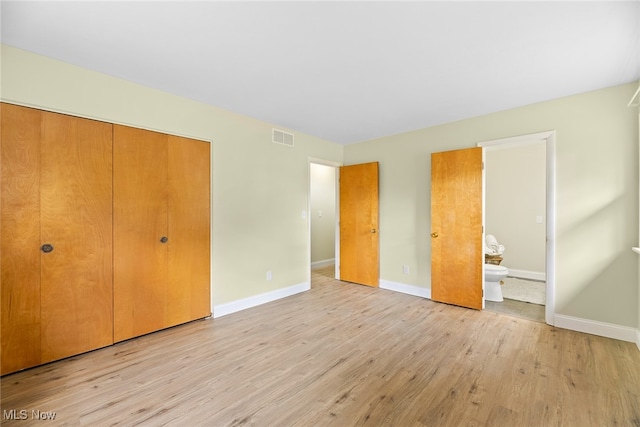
484,264 -> 509,302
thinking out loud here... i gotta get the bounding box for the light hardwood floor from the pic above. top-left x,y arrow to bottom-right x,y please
2,266 -> 639,426
485,298 -> 545,323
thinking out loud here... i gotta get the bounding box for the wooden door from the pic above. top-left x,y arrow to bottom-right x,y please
431,148 -> 483,309
113,125 -> 169,342
1,104 -> 43,374
166,135 -> 211,326
39,111 -> 114,362
339,162 -> 379,287
1,104 -> 113,374
114,127 -> 211,341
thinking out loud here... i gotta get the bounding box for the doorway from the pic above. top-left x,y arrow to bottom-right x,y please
308,160 -> 340,284
478,131 -> 556,325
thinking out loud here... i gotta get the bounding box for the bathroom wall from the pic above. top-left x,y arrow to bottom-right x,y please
1,45 -> 344,311
485,143 -> 546,278
310,163 -> 336,265
344,82 -> 639,329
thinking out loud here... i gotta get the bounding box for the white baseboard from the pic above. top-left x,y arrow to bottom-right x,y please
507,268 -> 546,281
380,279 -> 430,299
554,314 -> 638,344
311,258 -> 335,269
213,281 -> 310,318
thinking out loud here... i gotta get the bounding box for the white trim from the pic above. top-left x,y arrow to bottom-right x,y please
311,258 -> 335,269
213,282 -> 310,318
479,131 -> 554,150
334,166 -> 341,281
554,314 -> 638,343
636,329 -> 640,351
507,269 -> 546,281
627,84 -> 640,107
210,136 -> 215,318
545,133 -> 557,326
478,130 -> 556,326
481,148 -> 486,309
380,279 -> 431,299
308,157 -> 342,168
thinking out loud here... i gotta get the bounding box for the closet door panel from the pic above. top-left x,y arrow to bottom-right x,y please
113,125 -> 168,342
167,136 -> 211,325
39,112 -> 113,362
1,104 -> 42,374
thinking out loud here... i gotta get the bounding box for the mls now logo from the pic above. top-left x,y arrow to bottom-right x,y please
3,409 -> 28,420
3,409 -> 57,420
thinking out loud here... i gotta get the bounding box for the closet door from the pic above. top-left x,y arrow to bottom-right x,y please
1,104 -> 42,374
113,126 -> 210,341
167,135 -> 211,325
113,125 -> 169,342
39,111 -> 114,362
1,104 -> 113,374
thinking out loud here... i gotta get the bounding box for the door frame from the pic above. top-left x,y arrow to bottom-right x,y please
308,158 -> 342,283
477,130 -> 556,325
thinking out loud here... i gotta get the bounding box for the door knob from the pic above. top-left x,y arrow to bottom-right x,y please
41,243 -> 54,253
371,228 -> 377,233
430,232 -> 438,238
160,236 -> 168,244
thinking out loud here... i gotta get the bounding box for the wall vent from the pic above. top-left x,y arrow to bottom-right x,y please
272,128 -> 294,147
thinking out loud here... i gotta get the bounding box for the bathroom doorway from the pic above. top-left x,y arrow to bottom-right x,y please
478,131 -> 556,325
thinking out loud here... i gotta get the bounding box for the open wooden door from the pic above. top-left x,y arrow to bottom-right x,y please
340,162 -> 379,287
431,148 -> 483,309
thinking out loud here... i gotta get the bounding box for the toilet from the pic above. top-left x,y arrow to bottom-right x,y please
484,264 -> 509,302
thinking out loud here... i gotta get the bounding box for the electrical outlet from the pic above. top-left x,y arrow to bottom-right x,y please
266,270 -> 272,281
402,265 -> 410,275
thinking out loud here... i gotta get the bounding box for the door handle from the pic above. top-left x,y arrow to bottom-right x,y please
41,243 -> 54,253
160,236 -> 168,244
371,229 -> 377,233
430,232 -> 438,238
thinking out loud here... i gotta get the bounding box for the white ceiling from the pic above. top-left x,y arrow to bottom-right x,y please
2,1 -> 639,144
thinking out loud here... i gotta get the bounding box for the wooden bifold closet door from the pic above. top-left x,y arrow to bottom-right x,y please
1,104 -> 113,375
1,105 -> 210,375
113,125 -> 210,342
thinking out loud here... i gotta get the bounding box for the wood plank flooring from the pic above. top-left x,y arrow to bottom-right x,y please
485,298 -> 545,323
2,265 -> 640,426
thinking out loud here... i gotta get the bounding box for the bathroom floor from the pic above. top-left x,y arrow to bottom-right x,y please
485,298 -> 545,323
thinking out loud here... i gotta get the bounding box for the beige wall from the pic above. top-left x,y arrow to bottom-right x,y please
485,143 -> 546,276
310,163 -> 336,264
0,45 -> 343,306
344,82 -> 639,328
3,45 -> 638,331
